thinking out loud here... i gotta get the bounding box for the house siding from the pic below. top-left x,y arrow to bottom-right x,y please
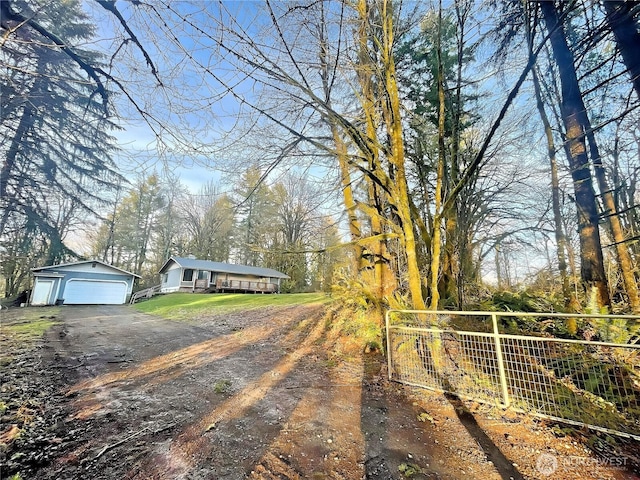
161,265 -> 183,293
52,263 -> 123,275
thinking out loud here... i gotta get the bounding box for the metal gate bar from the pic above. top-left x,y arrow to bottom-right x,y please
386,310 -> 640,440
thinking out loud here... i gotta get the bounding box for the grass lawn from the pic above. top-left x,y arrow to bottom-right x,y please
0,307 -> 60,364
0,307 -> 60,336
132,292 -> 330,320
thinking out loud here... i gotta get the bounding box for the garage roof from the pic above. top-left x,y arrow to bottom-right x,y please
160,256 -> 290,279
32,260 -> 141,277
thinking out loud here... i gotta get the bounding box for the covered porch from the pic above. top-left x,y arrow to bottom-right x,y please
178,268 -> 281,293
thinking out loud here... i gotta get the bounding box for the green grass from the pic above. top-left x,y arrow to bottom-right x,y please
1,307 -> 60,338
4,319 -> 57,337
1,307 -> 60,363
132,292 -> 330,320
213,379 -> 232,394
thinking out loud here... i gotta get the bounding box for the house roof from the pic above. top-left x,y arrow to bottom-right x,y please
159,256 -> 290,279
32,260 -> 141,278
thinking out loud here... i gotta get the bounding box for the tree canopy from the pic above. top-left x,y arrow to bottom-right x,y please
1,0 -> 638,315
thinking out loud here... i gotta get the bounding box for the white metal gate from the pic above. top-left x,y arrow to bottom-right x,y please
386,310 -> 640,440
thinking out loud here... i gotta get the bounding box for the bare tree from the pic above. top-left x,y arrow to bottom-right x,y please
603,1 -> 640,100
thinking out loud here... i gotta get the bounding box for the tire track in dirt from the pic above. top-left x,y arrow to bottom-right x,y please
248,354 -> 367,479
128,309 -> 328,479
67,315 -> 294,394
41,305 -> 323,479
65,309 -> 307,421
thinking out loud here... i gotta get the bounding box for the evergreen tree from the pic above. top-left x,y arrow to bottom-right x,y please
92,174 -> 164,283
1,0 -> 120,294
232,167 -> 277,266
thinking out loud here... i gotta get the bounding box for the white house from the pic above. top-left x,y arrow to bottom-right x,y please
159,256 -> 289,294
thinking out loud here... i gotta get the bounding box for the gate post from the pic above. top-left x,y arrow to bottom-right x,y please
492,313 -> 511,407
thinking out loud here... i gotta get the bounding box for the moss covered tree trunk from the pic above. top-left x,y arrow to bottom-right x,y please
429,1 -> 448,312
356,0 -> 396,303
378,0 -> 426,310
583,115 -> 639,313
540,1 -> 611,309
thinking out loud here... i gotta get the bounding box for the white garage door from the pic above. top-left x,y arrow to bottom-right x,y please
64,279 -> 128,305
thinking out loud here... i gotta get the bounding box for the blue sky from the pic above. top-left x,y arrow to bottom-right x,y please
83,1 -> 265,193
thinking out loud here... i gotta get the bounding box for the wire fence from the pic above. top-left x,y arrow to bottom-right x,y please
386,310 -> 640,440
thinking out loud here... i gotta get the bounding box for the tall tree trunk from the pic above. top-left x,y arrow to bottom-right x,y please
317,8 -> 365,271
329,123 -> 365,267
0,65 -> 48,209
419,1 -> 450,371
537,1 -> 639,312
440,1 -> 468,309
103,184 -> 122,264
356,0 -> 396,304
540,1 -> 611,309
613,135 -> 639,261
579,112 -> 640,313
379,0 -> 426,310
0,101 -> 34,207
429,0 -> 448,312
531,67 -> 573,306
495,243 -> 503,290
604,1 -> 640,100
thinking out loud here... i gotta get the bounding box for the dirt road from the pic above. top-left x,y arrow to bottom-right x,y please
2,304 -> 637,479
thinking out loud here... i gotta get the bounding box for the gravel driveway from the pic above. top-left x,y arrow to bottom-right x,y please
2,304 -> 636,480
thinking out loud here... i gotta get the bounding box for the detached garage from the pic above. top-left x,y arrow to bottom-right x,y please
30,260 -> 139,306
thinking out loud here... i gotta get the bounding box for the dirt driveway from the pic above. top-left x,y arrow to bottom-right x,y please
2,304 -> 638,479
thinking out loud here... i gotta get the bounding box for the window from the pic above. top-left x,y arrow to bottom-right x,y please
162,273 -> 168,284
183,269 -> 194,282
197,270 -> 208,280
